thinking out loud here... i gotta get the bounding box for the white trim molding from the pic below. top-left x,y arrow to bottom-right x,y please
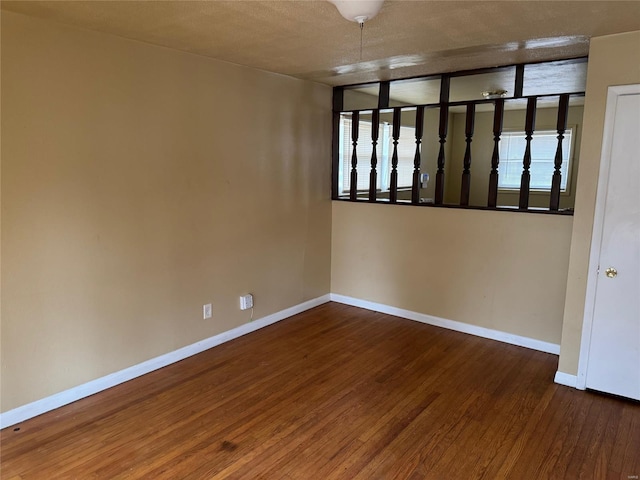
554,371 -> 580,389
0,295 -> 331,429
1,292 -> 566,429
330,294 -> 561,355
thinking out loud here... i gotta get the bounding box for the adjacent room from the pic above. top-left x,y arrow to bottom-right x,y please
1,1 -> 639,478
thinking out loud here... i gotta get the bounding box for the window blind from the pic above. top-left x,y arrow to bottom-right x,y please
340,116 -> 419,194
498,129 -> 572,191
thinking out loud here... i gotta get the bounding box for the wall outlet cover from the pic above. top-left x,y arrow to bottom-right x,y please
240,294 -> 253,310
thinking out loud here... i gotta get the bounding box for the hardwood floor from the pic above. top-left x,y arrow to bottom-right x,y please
1,302 -> 638,479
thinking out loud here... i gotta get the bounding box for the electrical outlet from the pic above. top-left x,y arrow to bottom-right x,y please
421,172 -> 430,188
240,294 -> 253,311
203,303 -> 212,319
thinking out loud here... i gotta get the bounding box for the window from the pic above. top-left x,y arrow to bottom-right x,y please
498,129 -> 573,192
339,115 -> 417,194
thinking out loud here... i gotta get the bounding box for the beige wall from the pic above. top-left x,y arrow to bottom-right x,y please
332,202 -> 573,344
333,31 -> 640,372
1,12 -> 332,412
558,31 -> 640,375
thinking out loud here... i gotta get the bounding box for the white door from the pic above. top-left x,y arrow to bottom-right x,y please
584,86 -> 640,400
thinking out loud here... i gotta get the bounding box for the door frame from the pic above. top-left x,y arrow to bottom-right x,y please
577,83 -> 640,390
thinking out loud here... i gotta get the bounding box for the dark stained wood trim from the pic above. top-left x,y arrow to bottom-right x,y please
333,86 -> 344,112
389,107 -> 401,203
515,64 -> 525,98
350,111 -> 360,201
435,106 -> 449,205
378,81 -> 390,110
331,111 -> 341,200
332,58 -> 587,214
519,97 -> 537,210
550,94 -> 570,211
339,92 -> 586,113
336,57 -> 587,93
369,109 -> 380,202
331,88 -> 344,199
411,106 -> 425,204
460,103 -> 475,206
488,99 -> 505,208
439,75 -> 450,104
333,197 -> 575,216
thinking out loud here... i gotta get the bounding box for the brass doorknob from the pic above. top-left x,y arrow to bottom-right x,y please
605,267 -> 618,278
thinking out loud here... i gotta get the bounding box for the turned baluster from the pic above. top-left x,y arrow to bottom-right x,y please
389,108 -> 401,203
350,111 -> 360,201
411,106 -> 425,204
435,106 -> 448,205
519,98 -> 538,209
550,94 -> 569,211
460,103 -> 475,206
369,109 -> 380,202
488,99 -> 505,208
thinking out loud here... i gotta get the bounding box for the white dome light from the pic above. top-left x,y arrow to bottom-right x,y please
327,0 -> 385,24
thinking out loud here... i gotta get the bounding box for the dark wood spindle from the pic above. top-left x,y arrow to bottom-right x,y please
488,99 -> 505,207
519,97 -> 538,209
390,107 -> 401,203
350,111 -> 360,201
331,88 -> 344,200
439,75 -> 450,103
378,82 -> 390,109
331,112 -> 340,200
550,94 -> 570,211
411,106 -> 425,204
460,103 -> 475,206
369,109 -> 380,202
435,106 -> 449,205
514,64 -> 525,98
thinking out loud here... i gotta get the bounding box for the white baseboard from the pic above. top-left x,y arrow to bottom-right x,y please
0,294 -> 331,429
554,371 -> 580,389
330,293 -> 561,355
1,293 -> 566,429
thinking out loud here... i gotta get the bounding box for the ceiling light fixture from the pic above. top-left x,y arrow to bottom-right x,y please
327,0 -> 384,60
327,0 -> 384,25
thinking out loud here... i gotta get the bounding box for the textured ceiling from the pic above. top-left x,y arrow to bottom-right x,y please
2,0 -> 640,86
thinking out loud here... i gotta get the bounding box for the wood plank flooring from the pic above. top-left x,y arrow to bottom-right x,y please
1,302 -> 639,479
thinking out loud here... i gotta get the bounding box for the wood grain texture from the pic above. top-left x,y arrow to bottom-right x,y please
1,303 -> 638,479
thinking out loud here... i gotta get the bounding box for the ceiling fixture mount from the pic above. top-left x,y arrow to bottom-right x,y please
482,90 -> 508,99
